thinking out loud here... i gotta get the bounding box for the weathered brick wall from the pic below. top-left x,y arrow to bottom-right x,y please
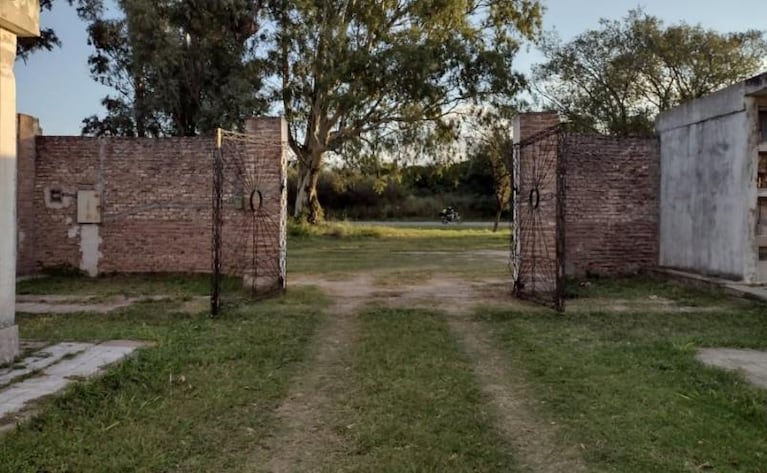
21,117 -> 286,283
31,137 -> 214,274
218,119 -> 287,289
16,114 -> 40,275
564,134 -> 659,276
513,112 -> 660,283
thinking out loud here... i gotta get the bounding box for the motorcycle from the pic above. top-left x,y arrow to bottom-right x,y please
439,208 -> 461,224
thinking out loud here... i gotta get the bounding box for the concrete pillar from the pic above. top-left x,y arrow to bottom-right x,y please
0,1 -> 40,364
0,29 -> 19,364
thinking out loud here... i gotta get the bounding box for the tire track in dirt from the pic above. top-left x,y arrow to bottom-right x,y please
254,274 -> 376,473
394,277 -> 587,473
257,272 -> 585,472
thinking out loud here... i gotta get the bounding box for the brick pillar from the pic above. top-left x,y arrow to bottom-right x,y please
512,111 -> 561,143
511,112 -> 562,300
16,114 -> 39,276
238,118 -> 288,291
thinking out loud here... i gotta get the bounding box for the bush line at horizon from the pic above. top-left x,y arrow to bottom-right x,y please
287,161 -> 509,221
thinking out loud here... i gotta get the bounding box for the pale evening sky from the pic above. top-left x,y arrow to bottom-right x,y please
15,0 -> 767,135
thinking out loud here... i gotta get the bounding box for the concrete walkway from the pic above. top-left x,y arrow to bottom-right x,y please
697,348 -> 767,390
655,268 -> 767,302
0,340 -> 146,423
652,270 -> 767,391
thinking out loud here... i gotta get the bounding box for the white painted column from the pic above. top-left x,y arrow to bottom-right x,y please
0,0 -> 39,364
0,28 -> 18,364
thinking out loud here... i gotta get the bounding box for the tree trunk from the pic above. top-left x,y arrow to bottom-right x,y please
293,149 -> 324,223
493,207 -> 502,232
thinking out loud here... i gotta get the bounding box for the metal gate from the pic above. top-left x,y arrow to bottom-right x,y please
510,125 -> 566,311
211,128 -> 287,315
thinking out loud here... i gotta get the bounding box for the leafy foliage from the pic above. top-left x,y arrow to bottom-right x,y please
284,156 -> 502,221
267,0 -> 543,222
16,0 -> 102,62
81,0 -> 268,137
468,120 -> 512,231
534,9 -> 767,135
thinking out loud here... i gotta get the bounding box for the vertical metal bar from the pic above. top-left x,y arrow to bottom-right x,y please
555,129 -> 567,312
211,130 -> 223,316
510,143 -> 521,295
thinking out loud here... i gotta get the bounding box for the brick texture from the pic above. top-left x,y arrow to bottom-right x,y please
17,117 -> 286,287
16,114 -> 40,275
513,112 -> 562,295
513,113 -> 659,283
564,134 -> 659,276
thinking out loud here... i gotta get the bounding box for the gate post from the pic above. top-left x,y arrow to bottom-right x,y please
510,112 -> 564,310
0,1 -> 39,364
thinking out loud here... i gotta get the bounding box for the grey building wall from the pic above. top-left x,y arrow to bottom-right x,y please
656,82 -> 754,280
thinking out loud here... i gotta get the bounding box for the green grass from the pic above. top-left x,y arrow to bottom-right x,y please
288,224 -> 510,278
478,279 -> 767,473
1,288 -> 328,473
9,225 -> 767,472
16,272 -> 213,297
332,307 -> 518,472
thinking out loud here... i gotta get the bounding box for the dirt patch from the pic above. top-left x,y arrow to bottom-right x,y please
255,274 -> 377,472
264,272 -> 584,472
15,295 -> 170,314
387,275 -> 587,472
178,297 -> 210,315
568,296 -> 725,314
446,313 -> 587,473
374,275 -> 530,315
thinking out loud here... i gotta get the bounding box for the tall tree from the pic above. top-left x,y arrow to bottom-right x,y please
16,0 -> 101,62
474,126 -> 512,232
534,10 -> 767,135
82,0 -> 267,137
269,0 -> 542,222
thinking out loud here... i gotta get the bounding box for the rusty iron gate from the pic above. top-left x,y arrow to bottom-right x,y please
510,125 -> 567,311
211,128 -> 287,315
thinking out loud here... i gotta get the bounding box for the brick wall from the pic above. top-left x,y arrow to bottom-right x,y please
513,112 -> 659,283
18,117 -> 286,287
564,134 -> 659,276
16,114 -> 39,275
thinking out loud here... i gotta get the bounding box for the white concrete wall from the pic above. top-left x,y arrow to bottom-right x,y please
656,82 -> 753,280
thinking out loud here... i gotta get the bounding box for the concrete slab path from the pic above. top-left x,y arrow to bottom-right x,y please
0,340 -> 146,420
696,348 -> 767,389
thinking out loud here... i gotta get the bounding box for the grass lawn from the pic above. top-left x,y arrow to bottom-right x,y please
2,289 -> 326,472
4,224 -> 767,472
288,222 -> 510,279
478,277 -> 767,472
333,307 -> 519,471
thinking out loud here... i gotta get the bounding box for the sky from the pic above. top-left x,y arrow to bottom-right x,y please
15,0 -> 767,135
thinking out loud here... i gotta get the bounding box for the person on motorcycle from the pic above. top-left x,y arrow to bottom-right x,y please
440,205 -> 459,223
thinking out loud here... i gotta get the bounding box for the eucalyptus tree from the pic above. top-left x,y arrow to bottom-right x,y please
81,0 -> 268,136
269,0 -> 543,222
16,0 -> 101,61
534,10 -> 767,135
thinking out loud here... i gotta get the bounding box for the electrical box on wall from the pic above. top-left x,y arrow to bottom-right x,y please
77,190 -> 101,224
